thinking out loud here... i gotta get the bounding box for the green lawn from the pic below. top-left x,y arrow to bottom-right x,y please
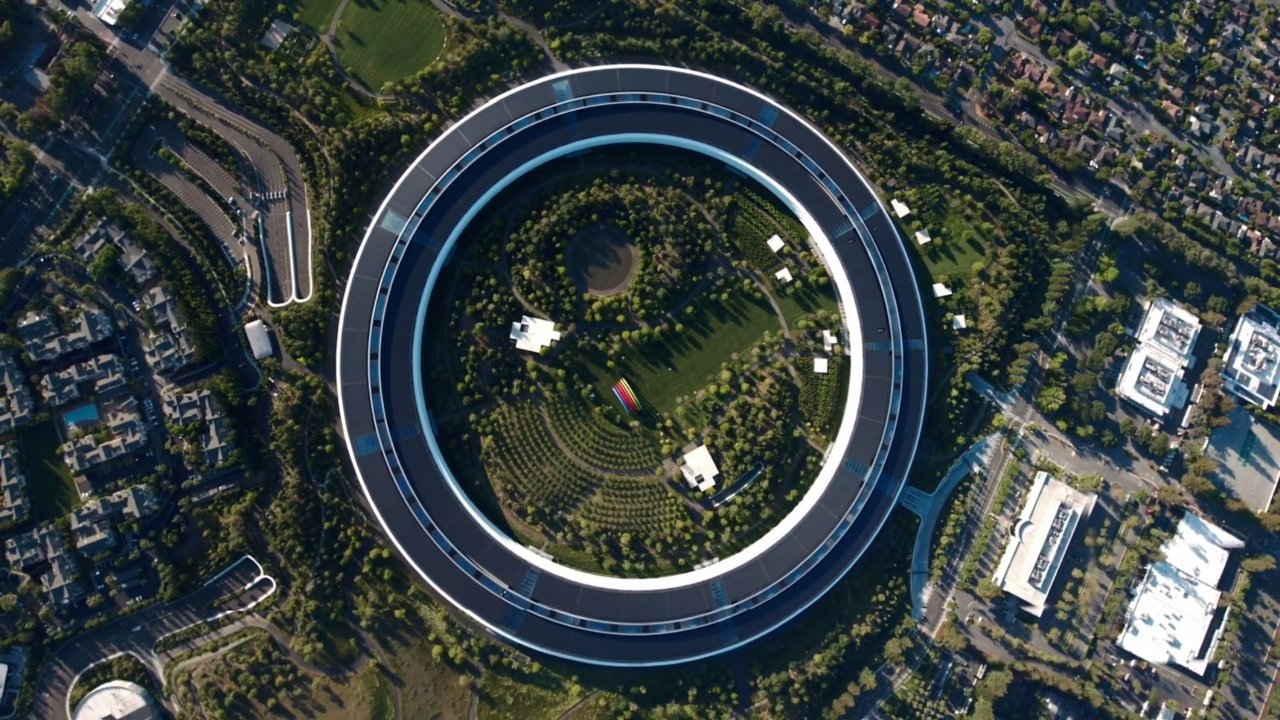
774,284 -> 839,327
576,290 -> 781,415
916,205 -> 991,280
18,420 -> 79,521
294,0 -> 345,31
334,0 -> 447,90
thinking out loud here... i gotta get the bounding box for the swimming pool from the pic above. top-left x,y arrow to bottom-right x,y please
62,403 -> 100,433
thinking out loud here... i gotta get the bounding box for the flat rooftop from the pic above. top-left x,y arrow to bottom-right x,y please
1203,406 -> 1280,513
1117,513 -> 1243,675
510,316 -> 561,354
1223,304 -> 1280,410
1161,512 -> 1243,588
1116,345 -> 1189,418
1119,561 -> 1223,676
680,444 -> 720,492
1136,298 -> 1201,360
992,471 -> 1097,616
1116,298 -> 1200,418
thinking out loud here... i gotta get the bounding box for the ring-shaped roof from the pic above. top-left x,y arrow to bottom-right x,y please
337,65 -> 928,665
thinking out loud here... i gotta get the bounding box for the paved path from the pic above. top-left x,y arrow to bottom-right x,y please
29,556 -> 275,720
901,433 -> 999,622
489,2 -> 568,73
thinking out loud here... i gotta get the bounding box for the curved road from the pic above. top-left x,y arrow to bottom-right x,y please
29,556 -> 274,720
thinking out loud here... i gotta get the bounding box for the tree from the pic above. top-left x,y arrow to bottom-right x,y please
971,698 -> 997,720
1181,474 -> 1215,497
1065,43 -> 1090,69
1261,513 -> 1280,532
935,619 -> 968,652
976,667 -> 1013,702
1074,473 -> 1104,493
976,577 -> 1002,601
1242,555 -> 1276,574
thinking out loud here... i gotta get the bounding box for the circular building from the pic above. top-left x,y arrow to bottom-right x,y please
71,680 -> 160,720
337,64 -> 928,666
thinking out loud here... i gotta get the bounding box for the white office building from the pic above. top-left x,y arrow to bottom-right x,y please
992,471 -> 1097,616
680,444 -> 720,493
1115,298 -> 1201,418
1117,513 -> 1244,676
509,316 -> 561,354
243,320 -> 274,360
1222,304 -> 1280,410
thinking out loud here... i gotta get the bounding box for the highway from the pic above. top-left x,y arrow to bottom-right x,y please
338,65 -> 929,665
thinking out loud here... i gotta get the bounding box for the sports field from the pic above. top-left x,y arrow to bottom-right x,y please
579,290 -> 780,415
334,0 -> 447,90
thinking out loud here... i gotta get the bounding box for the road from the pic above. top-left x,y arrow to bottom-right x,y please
128,121 -> 264,306
985,15 -> 1241,182
28,555 -> 275,720
793,9 -> 1131,216
53,0 -> 314,307
0,164 -> 75,265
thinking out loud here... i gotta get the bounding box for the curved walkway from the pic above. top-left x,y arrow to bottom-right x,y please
319,0 -> 387,101
900,434 -> 999,622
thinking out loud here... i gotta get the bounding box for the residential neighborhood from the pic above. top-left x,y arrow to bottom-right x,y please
3,0 -> 1280,717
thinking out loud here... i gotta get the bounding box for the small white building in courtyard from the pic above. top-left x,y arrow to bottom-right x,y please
680,445 -> 720,493
510,316 -> 561,354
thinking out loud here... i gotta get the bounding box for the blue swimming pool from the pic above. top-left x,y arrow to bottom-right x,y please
62,403 -> 100,432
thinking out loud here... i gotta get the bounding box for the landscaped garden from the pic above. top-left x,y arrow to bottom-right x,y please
427,147 -> 850,576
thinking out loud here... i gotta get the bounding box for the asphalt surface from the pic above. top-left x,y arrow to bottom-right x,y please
0,165 -> 74,266
154,76 -> 311,305
58,1 -> 313,306
28,556 -> 268,720
130,124 -> 242,262
338,65 -> 929,665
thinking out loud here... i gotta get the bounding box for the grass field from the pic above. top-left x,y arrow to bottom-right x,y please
917,205 -> 991,280
294,0 -> 345,31
775,283 -> 840,327
334,0 -> 447,90
577,290 -> 780,415
18,420 -> 79,521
